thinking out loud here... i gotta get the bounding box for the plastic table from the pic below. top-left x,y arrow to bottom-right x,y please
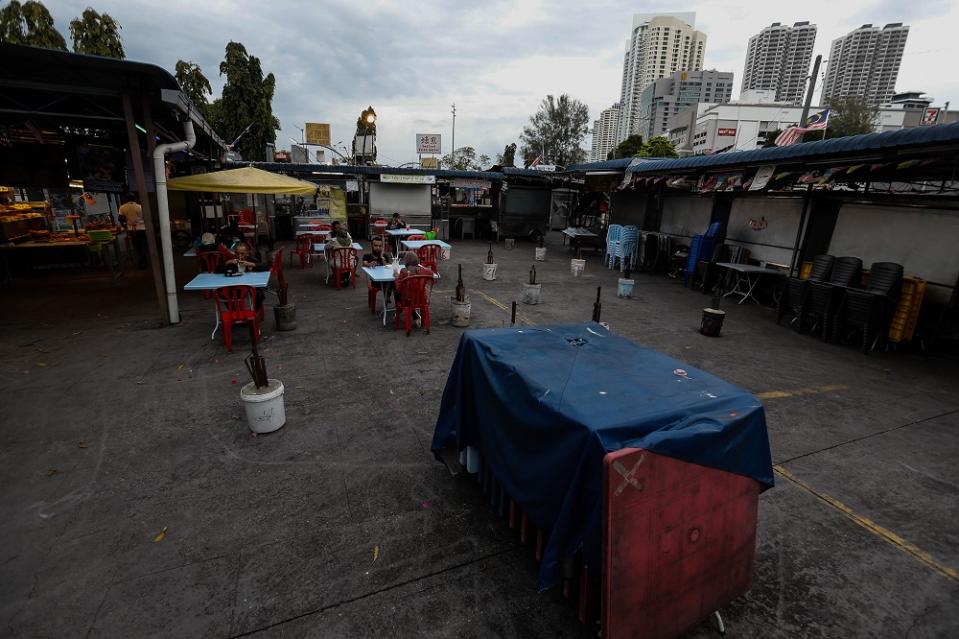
184,271 -> 271,338
716,262 -> 786,305
385,228 -> 426,253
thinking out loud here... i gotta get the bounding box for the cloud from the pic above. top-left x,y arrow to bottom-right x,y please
43,0 -> 959,165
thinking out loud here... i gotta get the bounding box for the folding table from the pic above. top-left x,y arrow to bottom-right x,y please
716,262 -> 786,305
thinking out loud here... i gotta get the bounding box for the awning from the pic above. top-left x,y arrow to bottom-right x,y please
166,166 -> 318,195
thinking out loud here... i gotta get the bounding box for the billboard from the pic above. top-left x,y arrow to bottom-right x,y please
416,133 -> 441,154
420,157 -> 439,169
305,122 -> 331,146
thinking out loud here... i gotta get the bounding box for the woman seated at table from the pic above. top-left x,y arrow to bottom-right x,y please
362,236 -> 393,267
216,242 -> 268,308
387,212 -> 405,230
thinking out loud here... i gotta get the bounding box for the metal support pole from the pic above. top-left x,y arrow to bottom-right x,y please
800,55 -> 822,125
122,93 -> 168,325
789,185 -> 814,278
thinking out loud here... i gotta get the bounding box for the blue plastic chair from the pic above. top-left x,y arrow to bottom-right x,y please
605,224 -> 623,269
614,225 -> 639,271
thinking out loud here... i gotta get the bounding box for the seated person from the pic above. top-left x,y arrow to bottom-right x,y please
395,251 -> 434,302
362,236 -> 393,267
387,212 -> 406,230
329,220 -> 351,242
216,243 -> 268,309
217,219 -> 242,248
326,230 -> 356,287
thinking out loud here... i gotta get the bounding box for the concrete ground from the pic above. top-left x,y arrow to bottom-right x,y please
1,233 -> 957,638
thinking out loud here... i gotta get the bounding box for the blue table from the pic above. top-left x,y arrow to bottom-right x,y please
401,239 -> 451,251
431,323 -> 773,589
184,271 -> 271,338
385,228 -> 426,253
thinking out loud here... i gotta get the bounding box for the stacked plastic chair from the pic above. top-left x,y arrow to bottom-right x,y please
777,254 -> 835,327
605,224 -> 623,269
832,262 -> 903,352
800,256 -> 862,340
612,225 -> 639,271
684,222 -> 723,286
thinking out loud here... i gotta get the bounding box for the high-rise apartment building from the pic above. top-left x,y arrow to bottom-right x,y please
741,21 -> 817,105
637,70 -> 733,139
590,103 -> 621,161
823,23 -> 909,104
617,13 -> 706,142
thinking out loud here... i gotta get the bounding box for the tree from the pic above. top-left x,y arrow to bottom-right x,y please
811,97 -> 878,140
211,41 -> 280,162
174,60 -> 213,116
69,7 -> 123,58
441,146 -> 484,170
519,94 -> 589,168
607,134 -> 644,159
639,136 -> 678,158
0,0 -> 65,49
496,143 -> 516,167
762,129 -> 782,148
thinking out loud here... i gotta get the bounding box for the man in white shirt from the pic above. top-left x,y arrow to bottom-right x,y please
119,193 -> 146,269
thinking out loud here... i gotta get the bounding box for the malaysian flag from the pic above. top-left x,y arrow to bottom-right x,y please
528,154 -> 543,168
774,127 -> 807,146
805,109 -> 830,130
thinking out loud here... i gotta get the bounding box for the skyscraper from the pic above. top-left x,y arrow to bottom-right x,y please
638,70 -> 734,139
741,22 -> 817,105
617,13 -> 707,143
590,104 -> 621,161
823,23 -> 910,104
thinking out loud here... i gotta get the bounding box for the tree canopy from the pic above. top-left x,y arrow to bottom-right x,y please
441,146 -> 490,171
0,0 -> 65,49
496,143 -> 516,167
519,94 -> 589,168
810,97 -> 878,140
607,134 -> 644,160
174,60 -> 213,116
69,7 -> 123,58
211,41 -> 280,162
639,136 -> 678,158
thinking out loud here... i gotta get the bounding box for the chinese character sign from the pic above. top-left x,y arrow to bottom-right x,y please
416,133 -> 441,154
305,122 -> 331,146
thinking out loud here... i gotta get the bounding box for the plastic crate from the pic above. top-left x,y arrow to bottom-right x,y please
799,261 -> 812,280
86,229 -> 114,242
888,277 -> 926,343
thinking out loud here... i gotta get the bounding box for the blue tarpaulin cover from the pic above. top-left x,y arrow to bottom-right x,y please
431,323 -> 774,589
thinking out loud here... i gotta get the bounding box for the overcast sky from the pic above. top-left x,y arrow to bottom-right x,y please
46,0 -> 958,166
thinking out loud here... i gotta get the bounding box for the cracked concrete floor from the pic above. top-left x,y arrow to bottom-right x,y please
1,233 -> 957,638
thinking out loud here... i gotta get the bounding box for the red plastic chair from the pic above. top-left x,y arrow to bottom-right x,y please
213,285 -> 261,352
416,244 -> 441,272
329,247 -> 358,289
317,223 -> 332,231
196,251 -> 223,273
196,252 -> 224,299
290,234 -> 313,269
394,273 -> 434,335
371,218 -> 388,237
407,234 -> 427,241
367,275 -> 381,314
270,248 -> 287,289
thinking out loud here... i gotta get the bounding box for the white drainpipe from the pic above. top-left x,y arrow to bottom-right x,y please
153,120 -> 196,324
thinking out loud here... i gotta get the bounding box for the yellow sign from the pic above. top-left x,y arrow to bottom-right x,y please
420,157 -> 439,169
305,122 -> 331,146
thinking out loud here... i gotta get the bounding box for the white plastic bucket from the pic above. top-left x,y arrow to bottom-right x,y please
240,379 -> 286,434
482,263 -> 498,281
451,298 -> 472,327
570,258 -> 586,277
522,283 -> 542,305
617,278 -> 635,298
535,247 -> 547,261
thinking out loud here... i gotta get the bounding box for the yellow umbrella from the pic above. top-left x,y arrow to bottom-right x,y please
166,166 -> 317,195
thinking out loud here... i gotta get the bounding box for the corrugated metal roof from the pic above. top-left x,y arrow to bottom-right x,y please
626,122 -> 959,174
230,162 -> 503,180
567,158 -> 635,171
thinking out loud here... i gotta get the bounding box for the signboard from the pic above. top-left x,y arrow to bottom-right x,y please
420,157 -> 439,169
452,179 -> 491,189
380,174 -> 436,184
717,127 -> 737,137
416,133 -> 441,154
921,108 -> 940,126
305,122 -> 331,146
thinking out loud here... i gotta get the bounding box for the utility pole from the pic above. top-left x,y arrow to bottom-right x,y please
451,103 -> 456,169
800,55 -> 822,125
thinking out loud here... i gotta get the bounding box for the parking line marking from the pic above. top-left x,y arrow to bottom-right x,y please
774,465 -> 958,583
756,384 -> 847,400
475,290 -> 537,325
